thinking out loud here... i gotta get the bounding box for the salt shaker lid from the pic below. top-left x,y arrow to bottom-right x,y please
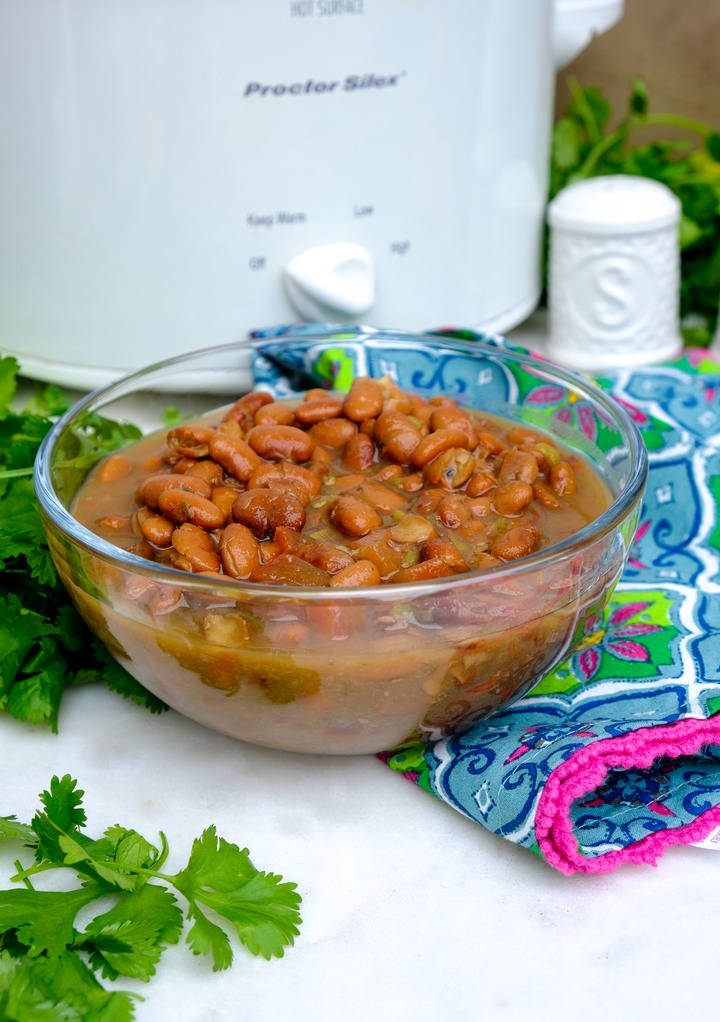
548,174 -> 681,235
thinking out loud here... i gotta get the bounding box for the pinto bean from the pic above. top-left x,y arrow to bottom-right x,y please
156,488 -> 227,531
324,472 -> 367,493
293,397 -> 344,425
356,479 -> 408,513
398,472 -> 424,493
232,489 -> 306,538
208,433 -> 262,482
136,473 -> 213,510
373,411 -> 421,465
466,471 -> 496,497
420,538 -> 468,573
295,540 -> 354,574
490,523 -> 540,561
491,481 -> 534,516
329,495 -> 382,537
497,448 -> 539,484
533,479 -> 562,510
429,406 -> 477,447
375,464 -> 403,482
343,377 -> 384,422
423,448 -> 475,489
550,461 -> 577,496
223,390 -> 274,426
388,558 -> 454,583
135,506 -> 175,548
343,432 -> 376,471
384,429 -> 423,465
311,417 -> 357,448
246,424 -> 315,463
215,417 -> 244,439
129,538 -> 156,562
247,461 -> 321,501
184,459 -> 224,487
411,428 -> 470,467
328,559 -> 382,587
96,453 -> 133,484
254,401 -> 295,426
436,493 -> 471,528
219,523 -> 260,579
414,488 -> 445,515
211,485 -> 242,522
381,386 -> 414,415
407,393 -> 434,427
166,424 -> 216,458
388,514 -> 437,545
507,426 -> 541,445
249,553 -> 330,587
171,522 -> 221,574
167,456 -> 198,473
476,430 -> 507,456
307,444 -> 333,480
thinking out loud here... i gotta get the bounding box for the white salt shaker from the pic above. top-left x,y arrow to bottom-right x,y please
546,175 -> 683,371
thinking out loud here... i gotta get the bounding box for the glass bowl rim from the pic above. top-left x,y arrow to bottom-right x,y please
34,329 -> 649,601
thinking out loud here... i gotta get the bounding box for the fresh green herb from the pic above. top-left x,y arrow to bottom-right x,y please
0,355 -> 166,729
550,77 -> 720,346
0,775 -> 302,1020
161,405 -> 183,429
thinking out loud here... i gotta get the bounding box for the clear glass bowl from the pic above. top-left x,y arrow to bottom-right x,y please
34,329 -> 648,755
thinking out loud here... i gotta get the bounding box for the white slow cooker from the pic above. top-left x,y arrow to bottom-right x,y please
0,0 -> 622,388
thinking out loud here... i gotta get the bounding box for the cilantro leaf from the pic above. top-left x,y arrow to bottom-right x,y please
32,774 -> 87,863
184,902 -> 234,972
0,776 -> 303,1015
0,950 -> 139,1022
5,637 -> 69,730
81,885 -> 183,981
0,888 -> 98,958
172,826 -> 302,964
0,356 -> 166,729
0,358 -> 19,421
0,817 -> 35,846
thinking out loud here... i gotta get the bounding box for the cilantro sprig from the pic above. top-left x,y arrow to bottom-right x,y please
0,775 -> 302,1020
0,355 -> 166,729
550,77 -> 720,346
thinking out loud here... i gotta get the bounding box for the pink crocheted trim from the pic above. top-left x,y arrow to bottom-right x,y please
535,716 -> 720,875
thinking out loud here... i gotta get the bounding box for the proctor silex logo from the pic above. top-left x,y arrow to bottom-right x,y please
243,72 -> 405,97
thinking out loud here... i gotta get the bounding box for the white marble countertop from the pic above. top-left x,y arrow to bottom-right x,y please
2,684 -> 719,1022
2,314 -> 718,1022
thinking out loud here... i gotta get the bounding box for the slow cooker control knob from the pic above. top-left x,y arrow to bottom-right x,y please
283,242 -> 375,321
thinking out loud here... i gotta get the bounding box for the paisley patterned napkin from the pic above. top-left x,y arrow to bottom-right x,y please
251,324 -> 720,874
381,344 -> 720,874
